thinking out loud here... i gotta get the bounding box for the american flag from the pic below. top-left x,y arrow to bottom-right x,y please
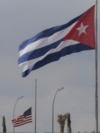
12,107 -> 32,127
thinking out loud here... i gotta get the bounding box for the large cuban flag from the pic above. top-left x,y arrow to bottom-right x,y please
18,5 -> 95,77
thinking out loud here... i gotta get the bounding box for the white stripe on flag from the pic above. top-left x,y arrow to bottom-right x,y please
20,40 -> 80,72
19,23 -> 76,57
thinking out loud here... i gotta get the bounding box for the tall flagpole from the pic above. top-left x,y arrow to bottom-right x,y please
95,0 -> 98,133
35,79 -> 37,133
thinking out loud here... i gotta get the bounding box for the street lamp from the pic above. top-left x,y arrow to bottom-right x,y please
52,87 -> 64,133
13,96 -> 24,133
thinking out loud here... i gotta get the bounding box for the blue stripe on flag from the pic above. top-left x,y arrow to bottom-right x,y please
18,39 -> 63,64
32,44 -> 93,70
19,14 -> 82,51
22,43 -> 93,77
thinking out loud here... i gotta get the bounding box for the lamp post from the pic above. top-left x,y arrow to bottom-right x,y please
52,87 -> 64,133
13,96 -> 23,133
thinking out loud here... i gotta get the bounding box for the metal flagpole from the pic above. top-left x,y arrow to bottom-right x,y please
35,79 -> 37,133
95,0 -> 98,133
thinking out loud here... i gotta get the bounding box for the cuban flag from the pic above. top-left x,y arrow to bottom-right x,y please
18,5 -> 95,77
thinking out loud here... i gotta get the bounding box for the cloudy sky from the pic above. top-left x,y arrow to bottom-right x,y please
0,0 -> 100,133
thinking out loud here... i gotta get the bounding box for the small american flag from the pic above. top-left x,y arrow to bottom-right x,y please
12,107 -> 32,127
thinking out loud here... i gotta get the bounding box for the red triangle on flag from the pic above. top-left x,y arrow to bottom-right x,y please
64,5 -> 95,48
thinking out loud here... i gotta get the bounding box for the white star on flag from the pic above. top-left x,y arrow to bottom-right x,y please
76,22 -> 88,36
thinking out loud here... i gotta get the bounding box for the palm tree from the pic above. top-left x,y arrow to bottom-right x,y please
66,113 -> 71,133
2,116 -> 7,133
57,114 -> 67,133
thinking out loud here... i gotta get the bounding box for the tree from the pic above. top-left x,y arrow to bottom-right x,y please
66,113 -> 71,133
57,114 -> 67,133
2,116 -> 7,133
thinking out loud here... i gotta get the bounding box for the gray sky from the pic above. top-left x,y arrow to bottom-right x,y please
0,0 -> 100,133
